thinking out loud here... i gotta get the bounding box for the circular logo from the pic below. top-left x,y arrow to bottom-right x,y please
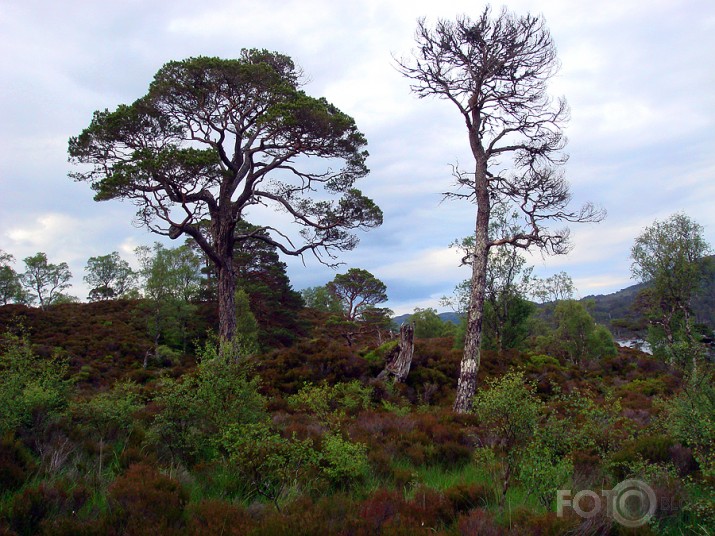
610,479 -> 656,528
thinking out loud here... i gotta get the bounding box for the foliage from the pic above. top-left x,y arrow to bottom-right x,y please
547,388 -> 634,459
83,251 -> 137,301
408,307 -> 456,339
518,437 -> 573,509
445,212 -> 536,351
148,344 -> 266,464
5,480 -> 90,535
69,51 -> 382,341
0,435 -> 36,492
196,220 -> 307,347
136,243 -> 202,354
482,295 -> 535,351
664,369 -> 715,476
286,380 -> 372,427
326,268 -> 388,321
107,463 -> 188,534
472,370 -> 542,450
301,285 -> 342,314
1,283 -> 710,532
631,213 -> 711,363
0,331 -> 70,437
233,288 -> 259,353
19,252 -> 73,309
218,421 -> 319,509
471,369 -> 543,500
0,250 -> 26,305
320,432 -> 369,487
529,271 -> 575,303
71,381 -> 143,478
535,299 -> 617,364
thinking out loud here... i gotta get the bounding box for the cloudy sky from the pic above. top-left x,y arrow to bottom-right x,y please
1,0 -> 713,314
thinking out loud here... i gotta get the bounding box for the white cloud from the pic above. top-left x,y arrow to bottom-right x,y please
6,213 -> 86,259
375,247 -> 464,284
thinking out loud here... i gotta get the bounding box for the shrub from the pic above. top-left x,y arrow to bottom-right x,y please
107,463 -> 187,535
0,332 -> 71,437
148,351 -> 266,464
321,432 -> 369,487
71,381 -> 143,478
471,369 -> 543,501
403,485 -> 454,528
519,438 -> 574,509
664,369 -> 715,477
286,380 -> 372,427
7,481 -> 88,536
0,434 -> 36,492
434,441 -> 473,469
551,389 -> 634,458
528,354 -> 562,368
456,509 -> 501,536
358,488 -> 404,532
511,509 -> 580,535
443,483 -> 490,514
186,499 -> 254,535
609,435 -> 675,480
218,421 -> 319,509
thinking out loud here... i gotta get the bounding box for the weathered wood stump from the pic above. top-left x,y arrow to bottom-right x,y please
377,322 -> 415,382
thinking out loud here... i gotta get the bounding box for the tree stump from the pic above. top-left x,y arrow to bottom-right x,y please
377,323 -> 415,382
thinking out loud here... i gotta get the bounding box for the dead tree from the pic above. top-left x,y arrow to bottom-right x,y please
397,7 -> 604,412
378,323 -> 415,382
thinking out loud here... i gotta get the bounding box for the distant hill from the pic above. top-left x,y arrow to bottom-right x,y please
580,255 -> 715,338
579,282 -> 650,338
393,256 -> 715,339
392,311 -> 462,326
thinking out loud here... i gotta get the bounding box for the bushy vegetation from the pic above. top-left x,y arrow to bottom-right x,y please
1,295 -> 713,535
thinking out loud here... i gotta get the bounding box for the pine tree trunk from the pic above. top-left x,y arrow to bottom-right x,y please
453,151 -> 491,414
378,323 -> 415,382
453,245 -> 488,413
217,260 -> 236,346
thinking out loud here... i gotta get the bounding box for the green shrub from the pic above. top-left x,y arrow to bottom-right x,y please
287,380 -> 372,427
0,332 -> 71,437
609,435 -> 675,481
518,438 -> 573,508
527,354 -> 562,368
663,370 -> 715,477
72,380 -> 143,479
321,433 -> 369,487
148,349 -> 266,464
218,421 -> 319,509
619,378 -> 668,396
550,389 -> 634,458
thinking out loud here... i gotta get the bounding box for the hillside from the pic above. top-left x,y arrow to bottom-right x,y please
0,299 -> 713,533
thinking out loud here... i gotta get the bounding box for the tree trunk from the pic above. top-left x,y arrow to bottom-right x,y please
217,260 -> 236,346
378,323 -> 415,382
453,242 -> 489,413
453,148 -> 491,414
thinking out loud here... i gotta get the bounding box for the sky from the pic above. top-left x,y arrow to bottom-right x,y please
1,0 -> 714,315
